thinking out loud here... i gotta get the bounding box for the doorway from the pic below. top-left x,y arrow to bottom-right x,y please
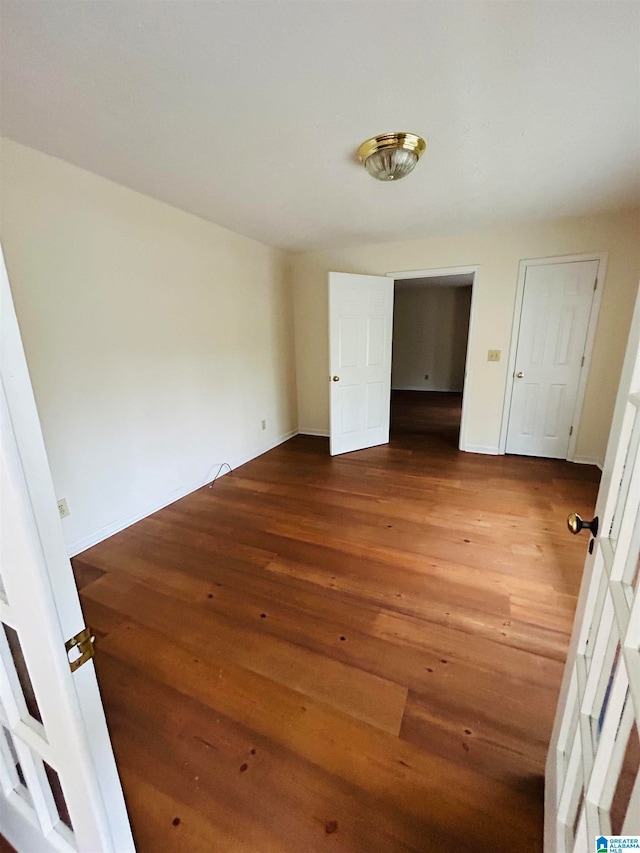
390,271 -> 474,448
327,266 -> 479,457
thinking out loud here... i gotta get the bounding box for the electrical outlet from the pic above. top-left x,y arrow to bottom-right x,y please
57,498 -> 70,519
487,350 -> 501,362
261,419 -> 266,431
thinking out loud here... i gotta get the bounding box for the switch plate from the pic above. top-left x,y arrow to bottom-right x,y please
487,350 -> 501,362
57,498 -> 70,519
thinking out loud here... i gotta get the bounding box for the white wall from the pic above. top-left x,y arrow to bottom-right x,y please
292,210 -> 640,462
0,139 -> 298,555
392,286 -> 471,392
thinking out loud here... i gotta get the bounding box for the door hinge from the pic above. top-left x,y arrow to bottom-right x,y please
581,355 -> 585,367
594,278 -> 598,291
569,426 -> 574,436
65,627 -> 95,673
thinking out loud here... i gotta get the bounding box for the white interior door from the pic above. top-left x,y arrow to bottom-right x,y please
0,250 -> 134,852
329,272 -> 393,456
507,260 -> 599,458
545,281 -> 640,851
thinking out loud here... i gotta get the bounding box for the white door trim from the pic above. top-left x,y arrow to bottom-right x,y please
499,253 -> 607,461
388,265 -> 479,280
386,265 -> 480,453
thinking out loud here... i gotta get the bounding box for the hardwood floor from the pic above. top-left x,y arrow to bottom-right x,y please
72,391 -> 600,852
0,835 -> 17,853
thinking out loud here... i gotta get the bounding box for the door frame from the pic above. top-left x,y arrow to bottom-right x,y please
387,265 -> 480,453
498,253 -> 607,462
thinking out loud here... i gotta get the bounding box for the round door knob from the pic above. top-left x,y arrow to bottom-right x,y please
516,371 -> 524,378
332,376 -> 340,382
567,512 -> 599,537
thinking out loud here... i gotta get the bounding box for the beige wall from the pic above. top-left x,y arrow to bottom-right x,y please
292,210 -> 640,460
2,135 -> 638,558
392,285 -> 472,392
0,139 -> 297,554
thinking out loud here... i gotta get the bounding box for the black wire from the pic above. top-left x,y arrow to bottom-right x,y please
208,462 -> 232,488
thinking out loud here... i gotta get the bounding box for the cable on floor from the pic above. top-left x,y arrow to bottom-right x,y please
208,462 -> 232,488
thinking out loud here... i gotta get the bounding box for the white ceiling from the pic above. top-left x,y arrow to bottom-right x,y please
1,1 -> 638,252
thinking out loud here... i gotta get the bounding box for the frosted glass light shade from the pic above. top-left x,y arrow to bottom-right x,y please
363,147 -> 418,181
357,132 -> 426,182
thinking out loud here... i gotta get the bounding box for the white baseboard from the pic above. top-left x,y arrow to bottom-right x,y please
460,443 -> 500,455
298,427 -> 330,437
68,428 -> 298,557
571,455 -> 604,470
230,428 -> 298,468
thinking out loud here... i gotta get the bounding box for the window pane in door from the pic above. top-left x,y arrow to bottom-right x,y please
44,762 -> 73,831
2,624 -> 42,724
631,555 -> 640,592
610,719 -> 640,835
571,787 -> 585,843
592,642 -> 622,749
2,726 -> 32,807
610,407 -> 640,547
3,727 -> 25,788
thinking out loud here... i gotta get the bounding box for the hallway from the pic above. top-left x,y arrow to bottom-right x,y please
391,390 -> 463,447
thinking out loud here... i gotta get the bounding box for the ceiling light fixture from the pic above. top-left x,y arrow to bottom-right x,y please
357,132 -> 426,182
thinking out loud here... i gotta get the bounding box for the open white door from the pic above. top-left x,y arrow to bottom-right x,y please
545,281 -> 640,851
0,250 -> 134,852
328,272 -> 393,456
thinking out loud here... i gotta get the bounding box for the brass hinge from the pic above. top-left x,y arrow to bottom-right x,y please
594,278 -> 598,291
569,426 -> 574,436
65,627 -> 95,673
581,355 -> 585,367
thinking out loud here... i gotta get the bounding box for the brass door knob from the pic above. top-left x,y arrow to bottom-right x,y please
332,376 -> 340,382
567,512 -> 599,537
516,371 -> 524,378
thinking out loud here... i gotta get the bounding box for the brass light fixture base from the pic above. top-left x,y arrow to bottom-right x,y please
357,132 -> 426,164
357,132 -> 426,181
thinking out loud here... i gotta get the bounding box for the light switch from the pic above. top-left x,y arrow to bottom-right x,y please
487,350 -> 501,362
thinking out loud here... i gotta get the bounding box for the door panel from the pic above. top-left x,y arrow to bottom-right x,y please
544,385 -> 565,438
339,384 -> 361,434
507,260 -> 598,458
366,316 -> 386,365
0,250 -> 134,852
365,382 -> 384,428
555,307 -> 574,365
522,384 -> 539,435
545,282 -> 640,850
338,317 -> 358,367
329,272 -> 393,456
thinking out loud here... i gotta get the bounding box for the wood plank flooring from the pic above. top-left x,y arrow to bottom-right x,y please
0,836 -> 17,853
72,391 -> 600,852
